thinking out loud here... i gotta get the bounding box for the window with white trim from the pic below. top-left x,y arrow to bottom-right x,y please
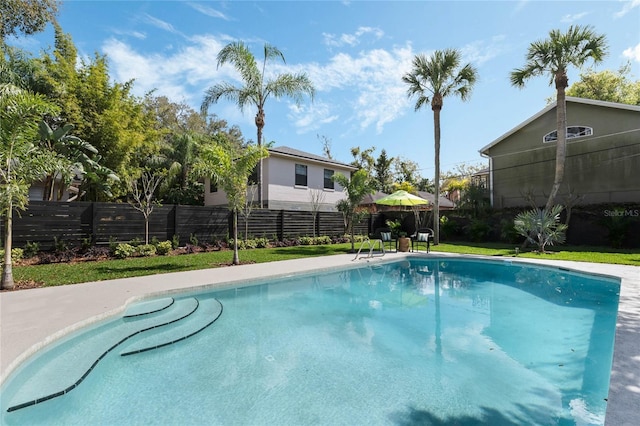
323,169 -> 334,190
295,164 -> 308,186
543,126 -> 593,143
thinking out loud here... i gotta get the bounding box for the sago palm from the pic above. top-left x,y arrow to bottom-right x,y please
402,49 -> 477,244
201,42 -> 315,207
510,25 -> 607,211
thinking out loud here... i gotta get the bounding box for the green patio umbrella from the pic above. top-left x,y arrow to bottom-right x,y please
375,190 -> 429,207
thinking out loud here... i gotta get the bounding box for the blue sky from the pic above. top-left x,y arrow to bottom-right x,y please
11,0 -> 640,179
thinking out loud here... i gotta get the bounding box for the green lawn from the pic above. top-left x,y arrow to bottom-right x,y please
11,242 -> 639,287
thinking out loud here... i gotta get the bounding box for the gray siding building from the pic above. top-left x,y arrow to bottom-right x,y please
479,97 -> 640,208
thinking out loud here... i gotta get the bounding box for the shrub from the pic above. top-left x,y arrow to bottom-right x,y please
440,216 -> 460,239
315,236 -> 332,245
129,237 -> 143,247
189,233 -> 199,247
465,219 -> 491,242
114,243 -> 136,259
171,234 -> 180,249
0,248 -> 24,262
53,237 -> 68,253
80,237 -> 93,252
499,219 -> 519,243
109,236 -> 119,255
155,240 -> 173,255
136,244 -> 157,257
254,237 -> 270,248
23,241 -> 40,258
299,236 -> 314,245
514,205 -> 567,253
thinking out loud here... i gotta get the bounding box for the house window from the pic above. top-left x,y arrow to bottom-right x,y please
324,169 -> 334,190
543,126 -> 593,143
209,180 -> 217,193
295,164 -> 308,186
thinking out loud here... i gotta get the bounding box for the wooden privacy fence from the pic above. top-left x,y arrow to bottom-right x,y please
4,201 -> 373,250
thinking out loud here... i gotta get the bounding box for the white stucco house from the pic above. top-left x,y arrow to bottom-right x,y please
204,146 -> 357,212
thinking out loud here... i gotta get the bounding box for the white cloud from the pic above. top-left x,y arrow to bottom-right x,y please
102,35 -> 224,105
287,102 -> 339,134
460,35 -> 508,66
560,12 -> 589,23
188,2 -> 231,20
623,43 -> 640,62
144,14 -> 183,36
614,0 -> 640,18
104,31 -> 415,135
322,26 -> 384,48
111,28 -> 147,40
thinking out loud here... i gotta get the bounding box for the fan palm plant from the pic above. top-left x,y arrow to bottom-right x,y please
514,205 -> 568,253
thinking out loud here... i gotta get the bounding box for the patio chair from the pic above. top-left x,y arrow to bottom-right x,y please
411,228 -> 434,253
371,227 -> 396,252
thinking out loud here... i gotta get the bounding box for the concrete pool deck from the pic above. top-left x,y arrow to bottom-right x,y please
1,252 -> 638,425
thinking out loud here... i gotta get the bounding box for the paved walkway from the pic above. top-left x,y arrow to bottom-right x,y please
1,253 -> 638,425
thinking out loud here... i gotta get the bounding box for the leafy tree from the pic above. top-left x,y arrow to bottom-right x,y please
374,149 -> 395,193
33,27 -> 159,199
317,134 -> 333,159
566,63 -> 640,106
1,84 -> 57,289
128,171 -> 164,245
511,25 -> 608,211
157,132 -> 202,205
415,177 -> 434,193
1,0 -> 60,40
394,157 -> 421,187
332,169 -> 376,252
391,181 -> 416,193
201,41 -> 315,207
308,188 -> 326,237
37,121 -> 99,200
349,146 -> 376,173
403,48 -> 478,245
193,136 -> 268,265
514,205 -> 567,253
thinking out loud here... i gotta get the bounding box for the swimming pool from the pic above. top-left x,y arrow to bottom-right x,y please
0,258 -> 620,425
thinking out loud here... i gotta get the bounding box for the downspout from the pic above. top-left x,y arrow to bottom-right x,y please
480,151 -> 493,207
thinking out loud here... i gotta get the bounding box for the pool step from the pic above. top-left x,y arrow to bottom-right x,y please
123,297 -> 174,317
120,298 -> 223,356
5,296 -> 217,412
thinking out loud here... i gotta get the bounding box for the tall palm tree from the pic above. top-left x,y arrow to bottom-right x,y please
201,41 -> 315,208
510,25 -> 607,211
402,49 -> 477,245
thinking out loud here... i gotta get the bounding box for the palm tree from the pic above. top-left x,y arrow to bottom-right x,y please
402,49 -> 478,245
510,25 -> 607,211
201,41 -> 315,207
193,135 -> 268,265
332,169 -> 376,252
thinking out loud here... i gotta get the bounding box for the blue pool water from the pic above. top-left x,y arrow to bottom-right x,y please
0,258 -> 620,425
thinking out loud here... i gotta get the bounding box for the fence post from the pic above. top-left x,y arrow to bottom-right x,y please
91,202 -> 97,244
173,204 -> 178,244
278,210 -> 284,241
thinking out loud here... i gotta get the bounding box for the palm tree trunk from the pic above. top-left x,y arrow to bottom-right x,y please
545,73 -> 569,211
232,209 -> 240,265
1,202 -> 15,289
255,109 -> 265,209
433,107 -> 441,245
